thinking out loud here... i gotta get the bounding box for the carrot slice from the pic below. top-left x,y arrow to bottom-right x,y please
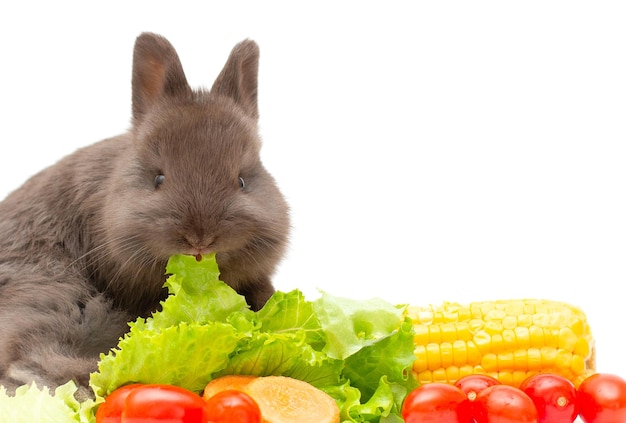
245,376 -> 340,423
202,375 -> 257,401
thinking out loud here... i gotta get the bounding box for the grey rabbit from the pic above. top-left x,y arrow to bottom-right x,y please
0,33 -> 290,397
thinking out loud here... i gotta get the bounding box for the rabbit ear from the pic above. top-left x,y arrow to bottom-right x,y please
211,39 -> 260,119
131,33 -> 191,123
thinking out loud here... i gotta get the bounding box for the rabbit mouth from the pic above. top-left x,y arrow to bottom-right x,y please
177,233 -> 243,258
180,237 -> 216,257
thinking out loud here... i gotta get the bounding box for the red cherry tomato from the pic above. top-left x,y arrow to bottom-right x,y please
206,389 -> 262,423
519,373 -> 577,423
455,374 -> 501,401
474,384 -> 538,423
577,373 -> 626,423
401,383 -> 473,423
122,384 -> 207,423
95,384 -> 142,423
203,389 -> 262,423
455,374 -> 502,419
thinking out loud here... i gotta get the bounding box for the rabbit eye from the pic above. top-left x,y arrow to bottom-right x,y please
238,176 -> 246,189
154,174 -> 165,189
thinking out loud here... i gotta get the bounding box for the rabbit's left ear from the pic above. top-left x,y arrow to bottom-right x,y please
211,39 -> 260,120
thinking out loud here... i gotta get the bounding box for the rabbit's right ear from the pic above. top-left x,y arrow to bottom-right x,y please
131,33 -> 191,123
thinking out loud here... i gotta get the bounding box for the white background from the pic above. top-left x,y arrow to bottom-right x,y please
1,1 -> 625,389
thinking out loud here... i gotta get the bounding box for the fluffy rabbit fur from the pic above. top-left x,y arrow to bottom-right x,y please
0,33 -> 289,396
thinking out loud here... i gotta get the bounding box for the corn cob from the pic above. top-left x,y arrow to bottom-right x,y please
405,299 -> 595,387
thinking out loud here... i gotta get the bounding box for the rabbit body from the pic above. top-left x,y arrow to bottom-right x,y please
0,33 -> 289,395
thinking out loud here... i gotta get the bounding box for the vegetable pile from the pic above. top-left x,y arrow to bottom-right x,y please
0,253 -> 418,422
2,253 -> 626,422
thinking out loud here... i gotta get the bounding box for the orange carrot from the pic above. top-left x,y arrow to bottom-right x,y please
202,375 -> 257,401
245,376 -> 340,423
202,375 -> 340,423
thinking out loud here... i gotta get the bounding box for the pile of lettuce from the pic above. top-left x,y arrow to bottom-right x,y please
2,254 -> 418,422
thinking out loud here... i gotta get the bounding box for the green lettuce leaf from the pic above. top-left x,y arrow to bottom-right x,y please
0,382 -> 94,423
90,254 -> 252,398
89,253 -> 416,422
217,330 -> 343,388
256,289 -> 326,349
312,291 -> 406,360
343,318 -> 418,401
91,322 -> 243,398
323,377 -> 408,423
150,254 -> 252,328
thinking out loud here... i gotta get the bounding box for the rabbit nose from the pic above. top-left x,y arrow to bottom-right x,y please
183,233 -> 215,251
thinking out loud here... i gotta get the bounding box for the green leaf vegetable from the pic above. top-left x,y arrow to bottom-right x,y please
2,254 -> 418,422
0,381 -> 94,423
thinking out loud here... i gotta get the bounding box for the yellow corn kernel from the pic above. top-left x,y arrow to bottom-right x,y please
571,354 -> 586,375
426,343 -> 441,369
502,315 -> 518,330
491,333 -> 505,353
407,299 -> 595,387
517,314 -> 533,328
497,352 -> 515,370
440,342 -> 454,368
413,345 -> 428,372
442,311 -> 459,323
429,325 -> 442,344
455,322 -> 473,341
502,329 -> 516,349
513,349 -> 527,370
544,328 -> 560,348
555,350 -> 573,370
440,324 -> 458,343
497,371 -> 514,385
413,325 -> 429,345
466,341 -> 481,365
469,318 -> 485,333
432,368 -> 448,383
515,327 -> 531,350
452,340 -> 467,367
575,337 -> 591,358
485,308 -> 507,321
540,346 -> 558,367
457,306 -> 472,322
458,365 -> 475,379
445,366 -> 460,382
527,348 -> 542,370
481,353 -> 498,372
558,328 -> 578,351
529,325 -> 545,348
473,330 -> 491,355
416,370 -> 432,384
484,321 -> 504,335
512,371 -> 530,387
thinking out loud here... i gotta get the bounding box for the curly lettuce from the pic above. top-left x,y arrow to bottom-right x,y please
0,382 -> 94,423
90,253 -> 418,422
